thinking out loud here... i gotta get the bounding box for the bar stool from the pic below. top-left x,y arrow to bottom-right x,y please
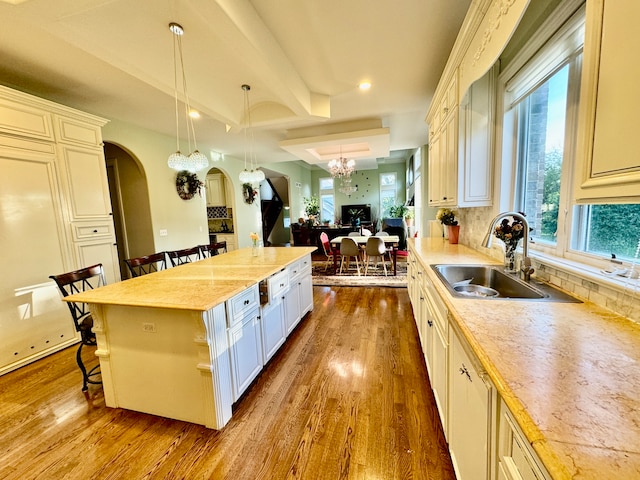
199,241 -> 227,258
49,264 -> 105,393
167,246 -> 201,266
125,252 -> 167,277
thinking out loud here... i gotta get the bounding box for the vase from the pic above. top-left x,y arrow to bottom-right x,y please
443,225 -> 449,240
448,225 -> 460,244
504,241 -> 519,273
252,244 -> 258,256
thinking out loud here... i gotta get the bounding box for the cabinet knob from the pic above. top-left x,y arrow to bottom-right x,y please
428,320 -> 433,327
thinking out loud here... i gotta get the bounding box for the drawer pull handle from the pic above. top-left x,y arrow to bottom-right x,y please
459,364 -> 472,382
93,229 -> 98,233
428,320 -> 433,327
244,299 -> 250,305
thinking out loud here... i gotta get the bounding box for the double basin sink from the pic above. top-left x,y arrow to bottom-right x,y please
432,264 -> 581,303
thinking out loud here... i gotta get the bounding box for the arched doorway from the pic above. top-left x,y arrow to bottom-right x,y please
103,142 -> 154,279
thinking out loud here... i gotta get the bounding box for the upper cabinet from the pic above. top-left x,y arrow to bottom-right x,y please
427,68 -> 495,208
206,173 -> 226,207
574,0 -> 640,202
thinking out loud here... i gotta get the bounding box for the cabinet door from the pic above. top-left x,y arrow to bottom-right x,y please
449,331 -> 492,480
575,0 -> 640,200
261,300 -> 286,362
441,112 -> 458,206
228,308 -> 263,401
431,318 -> 448,436
224,177 -> 234,207
297,272 -> 313,317
428,134 -> 441,206
284,283 -> 301,335
206,174 -> 224,206
58,144 -> 111,220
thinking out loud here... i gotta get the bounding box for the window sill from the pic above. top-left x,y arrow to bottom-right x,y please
530,250 -> 640,295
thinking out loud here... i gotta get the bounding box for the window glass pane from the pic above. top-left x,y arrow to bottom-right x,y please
319,177 -> 334,190
516,65 -> 569,244
573,204 -> 640,260
380,173 -> 396,186
321,194 -> 334,223
380,172 -> 396,217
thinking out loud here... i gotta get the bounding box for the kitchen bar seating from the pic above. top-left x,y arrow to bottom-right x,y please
167,246 -> 201,266
125,252 -> 168,277
199,241 -> 227,257
49,264 -> 106,393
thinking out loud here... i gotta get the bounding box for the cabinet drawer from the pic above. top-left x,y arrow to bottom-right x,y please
287,255 -> 311,281
71,220 -> 114,240
268,269 -> 289,303
226,284 -> 259,327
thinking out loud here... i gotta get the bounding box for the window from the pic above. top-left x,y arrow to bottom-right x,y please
503,3 -> 640,267
380,173 -> 397,217
319,177 -> 334,223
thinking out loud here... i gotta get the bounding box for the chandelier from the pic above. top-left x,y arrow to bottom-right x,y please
238,84 -> 265,185
167,22 -> 209,173
328,155 -> 356,179
338,177 -> 357,196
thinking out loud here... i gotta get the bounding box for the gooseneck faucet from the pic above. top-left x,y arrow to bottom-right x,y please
481,211 -> 534,281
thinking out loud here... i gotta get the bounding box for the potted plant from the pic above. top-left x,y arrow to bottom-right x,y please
436,208 -> 459,243
404,208 -> 415,227
348,208 -> 364,226
389,204 -> 409,219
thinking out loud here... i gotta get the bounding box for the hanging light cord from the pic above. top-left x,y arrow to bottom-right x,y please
172,31 -> 181,153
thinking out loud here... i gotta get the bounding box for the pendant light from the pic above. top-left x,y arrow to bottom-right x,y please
239,84 -> 264,184
167,22 -> 208,172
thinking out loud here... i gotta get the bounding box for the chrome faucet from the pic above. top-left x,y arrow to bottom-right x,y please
481,211 -> 534,281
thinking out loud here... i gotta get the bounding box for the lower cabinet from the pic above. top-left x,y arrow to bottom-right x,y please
449,328 -> 494,480
498,400 -> 550,480
227,306 -> 263,402
284,281 -> 301,335
260,299 -> 286,363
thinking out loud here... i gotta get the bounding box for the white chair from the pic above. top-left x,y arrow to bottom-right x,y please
339,237 -> 361,275
364,236 -> 388,276
348,231 -> 361,237
361,228 -> 372,237
375,231 -> 389,236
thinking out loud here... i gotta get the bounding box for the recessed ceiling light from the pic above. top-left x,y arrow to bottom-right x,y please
359,82 -> 372,91
189,110 -> 200,119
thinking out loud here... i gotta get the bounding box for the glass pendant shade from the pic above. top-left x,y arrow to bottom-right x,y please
188,150 -> 209,172
239,169 -> 252,183
168,151 -> 188,171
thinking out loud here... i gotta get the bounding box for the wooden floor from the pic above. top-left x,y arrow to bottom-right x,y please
0,286 -> 455,480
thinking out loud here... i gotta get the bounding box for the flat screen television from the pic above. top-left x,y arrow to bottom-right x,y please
341,204 -> 371,225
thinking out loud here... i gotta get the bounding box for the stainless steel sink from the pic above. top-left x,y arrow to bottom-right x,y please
431,264 -> 582,302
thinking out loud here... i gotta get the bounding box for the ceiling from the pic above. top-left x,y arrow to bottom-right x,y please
0,0 -> 471,172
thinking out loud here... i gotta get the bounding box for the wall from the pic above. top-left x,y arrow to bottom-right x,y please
103,119 -> 313,252
309,162 -> 407,228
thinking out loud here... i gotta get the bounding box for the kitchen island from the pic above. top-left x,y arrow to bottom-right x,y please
65,246 -> 315,429
408,238 -> 640,480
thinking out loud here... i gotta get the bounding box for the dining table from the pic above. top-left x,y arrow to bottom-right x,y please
330,235 -> 400,275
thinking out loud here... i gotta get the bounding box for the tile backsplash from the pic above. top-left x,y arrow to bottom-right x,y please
456,207 -> 640,323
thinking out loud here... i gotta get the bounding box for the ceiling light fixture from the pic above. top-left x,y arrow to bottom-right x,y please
359,82 -> 372,91
328,148 -> 356,180
167,22 -> 209,172
239,84 -> 265,185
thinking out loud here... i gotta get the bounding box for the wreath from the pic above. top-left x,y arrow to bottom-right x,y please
176,170 -> 204,200
243,182 -> 258,204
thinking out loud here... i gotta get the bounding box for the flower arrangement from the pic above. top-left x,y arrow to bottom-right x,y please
303,196 -> 320,216
249,232 -> 259,247
436,208 -> 458,226
494,214 -> 526,245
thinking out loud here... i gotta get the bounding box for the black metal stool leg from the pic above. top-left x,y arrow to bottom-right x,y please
76,342 -> 89,392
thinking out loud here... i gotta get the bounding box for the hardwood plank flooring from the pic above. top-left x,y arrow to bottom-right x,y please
0,286 -> 455,480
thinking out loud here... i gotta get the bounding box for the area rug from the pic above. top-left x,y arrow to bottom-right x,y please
311,258 -> 407,287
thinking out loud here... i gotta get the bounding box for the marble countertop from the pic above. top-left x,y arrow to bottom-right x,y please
65,246 -> 315,311
409,238 -> 640,480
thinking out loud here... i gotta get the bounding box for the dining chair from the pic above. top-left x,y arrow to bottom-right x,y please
348,231 -> 361,237
200,241 -> 228,258
339,237 -> 361,275
364,236 -> 388,276
319,232 -> 338,271
361,228 -> 372,237
125,252 -> 167,277
49,263 -> 106,393
167,246 -> 202,266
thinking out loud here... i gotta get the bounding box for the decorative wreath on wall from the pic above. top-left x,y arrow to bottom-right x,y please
175,170 -> 204,200
243,182 -> 258,205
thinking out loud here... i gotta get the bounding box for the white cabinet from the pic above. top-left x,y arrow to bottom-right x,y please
224,176 -> 234,207
498,400 -> 551,480
227,285 -> 262,401
284,282 -> 301,335
206,173 -> 225,206
227,306 -> 263,401
575,0 -> 640,202
426,66 -> 495,208
427,74 -> 458,207
217,233 -> 236,252
0,85 -> 116,375
448,328 -> 494,480
260,299 -> 286,363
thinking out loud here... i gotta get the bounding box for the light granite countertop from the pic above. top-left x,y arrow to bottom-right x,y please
409,238 -> 640,479
66,246 -> 315,311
